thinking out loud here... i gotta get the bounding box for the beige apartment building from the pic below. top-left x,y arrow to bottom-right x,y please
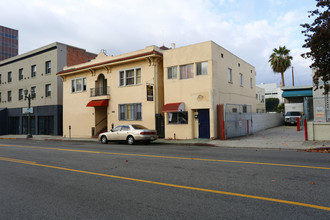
255,86 -> 266,113
163,41 -> 256,139
58,41 -> 256,139
0,42 -> 96,135
57,46 -> 164,138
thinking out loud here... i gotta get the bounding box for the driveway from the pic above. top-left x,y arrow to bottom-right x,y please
210,126 -> 329,150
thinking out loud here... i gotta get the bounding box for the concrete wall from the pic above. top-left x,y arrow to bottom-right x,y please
307,122 -> 330,141
252,113 -> 283,133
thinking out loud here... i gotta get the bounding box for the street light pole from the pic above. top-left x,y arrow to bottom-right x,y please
24,89 -> 34,139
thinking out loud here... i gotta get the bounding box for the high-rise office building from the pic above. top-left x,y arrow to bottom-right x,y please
0,25 -> 19,61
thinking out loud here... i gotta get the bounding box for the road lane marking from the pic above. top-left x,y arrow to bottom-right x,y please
0,144 -> 330,170
0,155 -> 329,211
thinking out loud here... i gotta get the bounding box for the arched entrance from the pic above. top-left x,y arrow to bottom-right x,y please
95,74 -> 108,96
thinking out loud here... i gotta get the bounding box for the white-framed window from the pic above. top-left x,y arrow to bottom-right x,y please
168,112 -> 188,124
45,84 -> 51,97
71,77 -> 86,93
18,89 -> 23,100
19,68 -> 23,80
45,61 -> 51,74
250,77 -> 253,88
228,68 -> 232,83
31,65 -> 36,77
31,86 -> 36,98
180,64 -> 194,79
119,103 -> 142,120
119,68 -> 142,86
239,73 -> 243,86
167,66 -> 177,79
196,62 -> 208,75
7,91 -> 12,102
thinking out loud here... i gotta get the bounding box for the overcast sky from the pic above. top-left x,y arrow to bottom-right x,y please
1,0 -> 317,86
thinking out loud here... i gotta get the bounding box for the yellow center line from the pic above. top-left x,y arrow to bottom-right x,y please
0,144 -> 329,170
0,155 -> 329,211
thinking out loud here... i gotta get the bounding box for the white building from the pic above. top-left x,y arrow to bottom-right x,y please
257,83 -> 283,103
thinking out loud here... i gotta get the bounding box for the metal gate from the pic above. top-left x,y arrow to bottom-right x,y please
224,104 -> 252,139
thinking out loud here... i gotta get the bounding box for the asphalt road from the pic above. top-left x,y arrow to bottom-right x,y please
0,139 -> 329,219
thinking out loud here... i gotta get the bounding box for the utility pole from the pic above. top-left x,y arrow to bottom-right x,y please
292,66 -> 295,87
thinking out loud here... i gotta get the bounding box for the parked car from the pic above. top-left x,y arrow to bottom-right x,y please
98,124 -> 158,145
284,111 -> 303,125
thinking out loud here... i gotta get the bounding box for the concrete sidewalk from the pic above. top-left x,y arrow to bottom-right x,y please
0,126 -> 329,150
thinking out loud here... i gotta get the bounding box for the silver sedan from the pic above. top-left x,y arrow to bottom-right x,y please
99,124 -> 158,145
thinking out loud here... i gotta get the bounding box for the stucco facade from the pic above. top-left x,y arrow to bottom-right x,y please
163,41 -> 256,139
255,86 -> 266,113
58,41 -> 256,140
58,46 -> 164,138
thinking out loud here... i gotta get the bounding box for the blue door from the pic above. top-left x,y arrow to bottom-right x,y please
198,109 -> 210,138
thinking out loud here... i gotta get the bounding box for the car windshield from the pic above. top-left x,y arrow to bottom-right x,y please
286,112 -> 301,116
131,125 -> 147,129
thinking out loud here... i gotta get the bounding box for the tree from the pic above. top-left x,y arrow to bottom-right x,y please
268,46 -> 293,87
301,0 -> 330,94
265,98 -> 280,112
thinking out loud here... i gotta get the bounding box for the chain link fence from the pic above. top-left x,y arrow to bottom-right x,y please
224,104 -> 252,139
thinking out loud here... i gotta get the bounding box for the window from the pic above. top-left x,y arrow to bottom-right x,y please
239,73 -> 243,86
71,77 -> 86,93
8,72 -> 12,83
119,68 -> 142,86
45,61 -> 51,74
250,77 -> 253,88
0,92 -> 1,102
18,89 -> 23,100
8,91 -> 12,102
196,62 -> 208,75
119,103 -> 142,120
167,66 -> 177,79
228,68 -> 232,83
19,68 -> 23,80
31,65 -> 36,77
180,64 -> 193,79
0,74 -> 2,84
168,112 -> 188,124
45,84 -> 51,97
243,105 -> 247,113
256,94 -> 258,99
261,95 -> 265,103
31,86 -> 36,99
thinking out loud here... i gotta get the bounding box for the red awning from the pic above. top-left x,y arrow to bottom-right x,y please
162,102 -> 184,112
86,99 -> 109,107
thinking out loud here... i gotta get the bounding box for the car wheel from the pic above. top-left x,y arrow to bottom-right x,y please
127,136 -> 135,145
100,135 -> 108,144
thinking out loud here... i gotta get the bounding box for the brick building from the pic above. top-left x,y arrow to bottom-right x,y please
0,25 -> 18,61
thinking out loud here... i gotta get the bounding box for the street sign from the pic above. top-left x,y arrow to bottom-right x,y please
22,107 -> 33,114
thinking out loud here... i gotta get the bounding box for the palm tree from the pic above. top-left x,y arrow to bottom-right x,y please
268,46 -> 293,87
